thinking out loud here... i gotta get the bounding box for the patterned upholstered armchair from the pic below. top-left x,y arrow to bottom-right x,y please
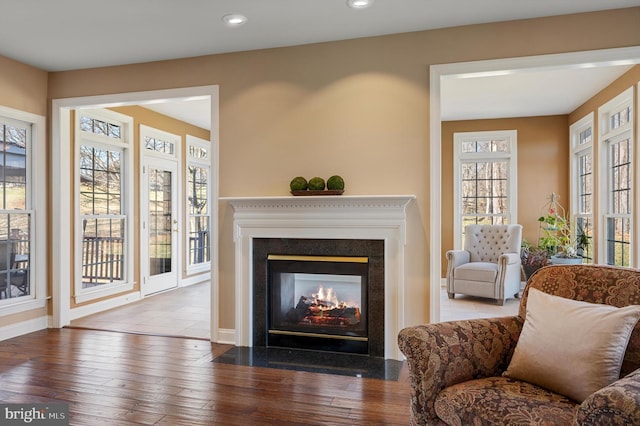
446,224 -> 522,305
398,265 -> 640,425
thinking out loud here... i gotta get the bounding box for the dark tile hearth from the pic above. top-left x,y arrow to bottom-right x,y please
213,346 -> 403,381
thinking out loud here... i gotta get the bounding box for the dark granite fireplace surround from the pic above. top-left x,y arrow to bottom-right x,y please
252,238 -> 385,358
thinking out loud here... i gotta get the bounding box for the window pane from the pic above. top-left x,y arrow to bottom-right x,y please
145,136 -> 175,155
189,216 -> 210,265
81,217 -> 125,288
579,128 -> 592,145
0,213 -> 31,299
0,123 -> 28,210
461,161 -> 509,218
606,217 -> 631,267
149,169 -> 173,276
188,144 -> 208,160
188,166 -> 208,215
79,145 -> 122,215
576,216 -> 592,264
80,115 -> 122,140
610,139 -> 631,215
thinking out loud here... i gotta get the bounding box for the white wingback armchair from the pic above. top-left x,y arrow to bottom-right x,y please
446,224 -> 523,305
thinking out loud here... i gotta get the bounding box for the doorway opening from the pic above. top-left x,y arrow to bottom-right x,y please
52,86 -> 220,343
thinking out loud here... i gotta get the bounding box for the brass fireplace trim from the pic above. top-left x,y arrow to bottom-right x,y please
268,329 -> 369,342
267,254 -> 368,263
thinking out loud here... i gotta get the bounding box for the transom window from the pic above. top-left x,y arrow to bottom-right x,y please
144,135 -> 175,155
80,115 -> 122,139
453,130 -> 517,248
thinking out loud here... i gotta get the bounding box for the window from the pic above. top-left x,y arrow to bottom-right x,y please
570,114 -> 594,263
0,116 -> 32,302
453,130 -> 517,248
186,135 -> 211,271
598,87 -> 634,267
75,109 -> 133,301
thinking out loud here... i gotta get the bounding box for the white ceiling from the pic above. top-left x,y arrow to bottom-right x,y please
2,0 -> 639,126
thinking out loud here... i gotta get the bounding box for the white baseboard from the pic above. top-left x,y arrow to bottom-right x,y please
180,272 -> 210,288
70,291 -> 142,321
0,316 -> 48,341
216,328 -> 236,345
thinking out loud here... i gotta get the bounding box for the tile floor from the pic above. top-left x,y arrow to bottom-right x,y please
439,285 -> 521,322
70,281 -> 521,340
70,281 -> 210,339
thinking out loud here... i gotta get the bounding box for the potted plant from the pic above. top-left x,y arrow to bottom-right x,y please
537,193 -> 587,264
520,240 -> 550,281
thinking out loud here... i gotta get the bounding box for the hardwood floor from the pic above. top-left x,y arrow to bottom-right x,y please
0,328 -> 410,425
0,284 -> 521,424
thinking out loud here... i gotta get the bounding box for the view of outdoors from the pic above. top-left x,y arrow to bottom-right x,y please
188,165 -> 210,266
79,127 -> 126,288
0,120 -> 30,299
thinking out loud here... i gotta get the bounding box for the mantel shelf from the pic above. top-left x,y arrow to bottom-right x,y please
220,194 -> 416,211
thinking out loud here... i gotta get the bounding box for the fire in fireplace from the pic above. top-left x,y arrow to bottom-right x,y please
288,284 -> 361,328
267,255 -> 369,354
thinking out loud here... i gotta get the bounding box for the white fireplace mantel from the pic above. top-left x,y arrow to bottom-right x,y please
222,194 -> 416,360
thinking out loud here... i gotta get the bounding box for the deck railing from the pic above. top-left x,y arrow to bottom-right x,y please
82,236 -> 124,285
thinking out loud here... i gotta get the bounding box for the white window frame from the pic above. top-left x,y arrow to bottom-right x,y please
453,130 -> 518,249
186,135 -> 211,275
0,106 -> 46,315
569,112 -> 594,263
598,86 -> 635,267
74,109 -> 134,303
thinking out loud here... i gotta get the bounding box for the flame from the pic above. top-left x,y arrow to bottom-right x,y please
312,285 -> 357,310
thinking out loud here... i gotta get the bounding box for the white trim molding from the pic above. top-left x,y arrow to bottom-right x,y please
223,194 -> 415,360
0,316 -> 48,341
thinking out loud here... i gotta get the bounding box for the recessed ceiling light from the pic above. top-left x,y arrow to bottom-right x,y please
222,14 -> 248,27
347,0 -> 374,9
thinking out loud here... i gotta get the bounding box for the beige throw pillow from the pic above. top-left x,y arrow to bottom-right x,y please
504,287 -> 640,402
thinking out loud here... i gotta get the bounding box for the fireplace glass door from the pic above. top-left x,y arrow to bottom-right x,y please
267,255 -> 368,353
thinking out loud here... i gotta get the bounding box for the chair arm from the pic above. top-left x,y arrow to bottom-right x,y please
498,252 -> 521,266
446,250 -> 470,269
575,368 -> 640,425
398,316 -> 523,425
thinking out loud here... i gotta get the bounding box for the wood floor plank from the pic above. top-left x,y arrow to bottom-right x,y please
0,329 -> 411,425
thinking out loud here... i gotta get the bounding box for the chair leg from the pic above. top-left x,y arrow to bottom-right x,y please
447,292 -> 455,299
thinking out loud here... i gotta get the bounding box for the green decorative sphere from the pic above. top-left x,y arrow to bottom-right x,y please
308,177 -> 325,190
327,175 -> 345,190
289,176 -> 308,191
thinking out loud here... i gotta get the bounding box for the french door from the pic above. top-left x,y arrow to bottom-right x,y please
141,157 -> 179,295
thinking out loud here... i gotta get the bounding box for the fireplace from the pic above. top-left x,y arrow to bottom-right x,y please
253,238 -> 385,357
267,255 -> 369,354
223,194 -> 415,360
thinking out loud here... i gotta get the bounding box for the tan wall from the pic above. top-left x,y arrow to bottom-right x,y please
0,56 -> 48,326
0,56 -> 48,116
441,116 -> 569,276
70,106 -> 210,308
39,7 -> 640,329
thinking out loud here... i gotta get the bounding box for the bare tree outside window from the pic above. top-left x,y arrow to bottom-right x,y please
454,131 -> 517,249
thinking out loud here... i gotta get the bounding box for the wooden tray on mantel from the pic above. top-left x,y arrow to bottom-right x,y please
290,190 -> 344,196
